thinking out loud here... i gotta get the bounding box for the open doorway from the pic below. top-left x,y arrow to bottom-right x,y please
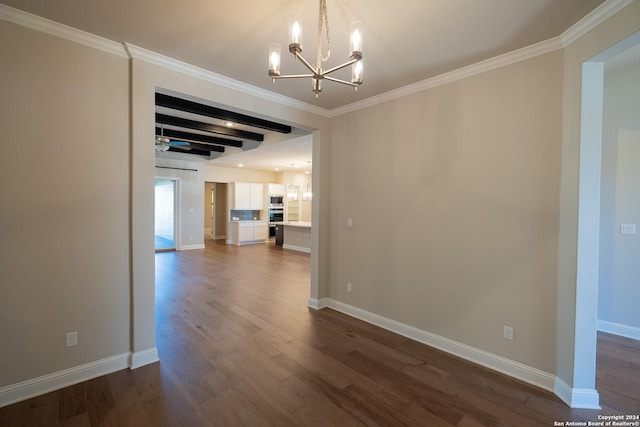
572,31 -> 640,409
204,182 -> 228,241
155,178 -> 177,251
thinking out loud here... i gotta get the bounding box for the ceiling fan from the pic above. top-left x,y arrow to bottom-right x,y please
155,124 -> 190,152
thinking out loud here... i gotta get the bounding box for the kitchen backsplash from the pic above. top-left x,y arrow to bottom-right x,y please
230,210 -> 262,221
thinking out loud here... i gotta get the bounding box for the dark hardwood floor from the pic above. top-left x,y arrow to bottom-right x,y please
1,239 -> 639,426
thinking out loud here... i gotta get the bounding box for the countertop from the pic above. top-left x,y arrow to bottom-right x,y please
280,221 -> 312,228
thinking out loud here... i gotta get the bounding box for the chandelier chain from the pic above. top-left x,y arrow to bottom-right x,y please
319,0 -> 331,62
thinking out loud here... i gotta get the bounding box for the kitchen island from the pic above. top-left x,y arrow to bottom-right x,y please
227,220 -> 269,245
280,221 -> 312,253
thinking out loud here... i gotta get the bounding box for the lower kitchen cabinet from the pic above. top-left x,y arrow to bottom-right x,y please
229,221 -> 269,245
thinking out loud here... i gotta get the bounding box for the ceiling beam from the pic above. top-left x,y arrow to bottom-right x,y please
156,127 -> 242,148
156,93 -> 292,134
156,113 -> 264,142
167,146 -> 211,157
176,142 -> 225,153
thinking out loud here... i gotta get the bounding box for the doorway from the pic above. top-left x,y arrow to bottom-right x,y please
155,178 -> 177,251
204,182 -> 228,241
573,31 -> 640,409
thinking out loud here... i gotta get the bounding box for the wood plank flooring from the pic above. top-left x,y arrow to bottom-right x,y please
1,239 -> 639,426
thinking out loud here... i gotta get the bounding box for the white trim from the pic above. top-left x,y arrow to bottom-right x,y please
330,37 -> 562,117
308,297 -> 329,310
323,299 -> 556,392
598,319 -> 640,340
124,44 -> 329,118
0,353 -> 130,408
130,347 -> 160,369
560,0 -> 634,47
0,3 -> 127,57
2,0 -> 630,118
178,244 -> 206,251
554,378 -> 601,409
282,243 -> 311,253
330,0 -> 632,117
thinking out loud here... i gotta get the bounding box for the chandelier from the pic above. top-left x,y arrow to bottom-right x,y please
268,0 -> 363,97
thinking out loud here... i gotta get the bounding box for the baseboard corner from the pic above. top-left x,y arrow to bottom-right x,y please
555,377 -> 601,409
130,347 -> 159,369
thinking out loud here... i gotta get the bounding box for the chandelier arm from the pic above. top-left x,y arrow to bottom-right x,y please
321,58 -> 359,76
273,74 -> 315,79
323,76 -> 360,87
293,51 -> 319,76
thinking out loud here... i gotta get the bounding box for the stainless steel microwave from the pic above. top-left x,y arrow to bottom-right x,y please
269,195 -> 284,206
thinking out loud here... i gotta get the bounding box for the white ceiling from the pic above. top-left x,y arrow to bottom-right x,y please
2,0 -> 606,110
2,0 -> 614,171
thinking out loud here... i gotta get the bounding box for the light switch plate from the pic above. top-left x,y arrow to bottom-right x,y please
620,224 -> 636,235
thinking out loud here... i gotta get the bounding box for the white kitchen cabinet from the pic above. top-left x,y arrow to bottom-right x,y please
231,183 -> 264,210
229,221 -> 269,245
253,223 -> 269,241
267,183 -> 285,196
238,223 -> 254,242
250,183 -> 264,209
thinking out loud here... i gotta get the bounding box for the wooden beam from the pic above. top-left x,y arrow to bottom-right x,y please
156,127 -> 242,148
175,142 -> 225,153
156,113 -> 264,142
156,93 -> 292,134
167,146 -> 212,157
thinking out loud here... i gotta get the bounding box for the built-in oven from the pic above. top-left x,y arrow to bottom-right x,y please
268,209 -> 284,223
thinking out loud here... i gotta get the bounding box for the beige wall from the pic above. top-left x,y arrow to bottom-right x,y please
204,164 -> 277,183
0,19 -> 130,385
328,51 -> 564,373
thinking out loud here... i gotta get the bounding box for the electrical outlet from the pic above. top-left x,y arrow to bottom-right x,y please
347,282 -> 352,293
503,326 -> 514,341
66,331 -> 78,347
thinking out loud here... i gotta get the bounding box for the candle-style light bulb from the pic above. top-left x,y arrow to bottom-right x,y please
351,60 -> 363,85
268,43 -> 281,77
289,14 -> 302,53
291,21 -> 301,44
349,21 -> 363,60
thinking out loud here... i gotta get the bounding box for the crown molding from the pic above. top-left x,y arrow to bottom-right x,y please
0,3 -> 127,58
330,0 -> 632,117
560,0 -> 634,47
125,44 -> 330,118
2,0 -> 631,118
330,36 -> 562,117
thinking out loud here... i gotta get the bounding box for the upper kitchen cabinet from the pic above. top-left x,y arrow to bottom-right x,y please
267,183 -> 285,196
230,182 -> 264,210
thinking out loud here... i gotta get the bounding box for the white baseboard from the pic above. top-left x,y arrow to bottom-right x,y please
282,244 -> 311,253
597,319 -> 640,340
324,299 -> 557,394
130,346 -> 160,369
307,297 -> 329,310
0,352 -> 130,408
554,377 -> 601,409
178,243 -> 205,251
